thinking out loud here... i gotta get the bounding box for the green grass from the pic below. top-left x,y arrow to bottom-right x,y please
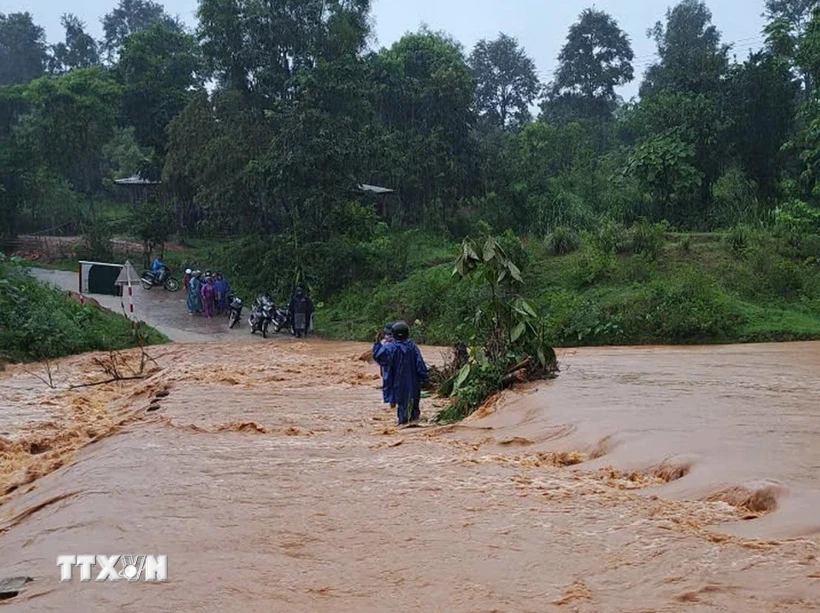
0,262 -> 169,363
20,258 -> 79,272
315,231 -> 820,347
39,228 -> 819,349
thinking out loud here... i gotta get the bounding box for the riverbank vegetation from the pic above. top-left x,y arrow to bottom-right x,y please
0,256 -> 167,363
2,0 -> 820,358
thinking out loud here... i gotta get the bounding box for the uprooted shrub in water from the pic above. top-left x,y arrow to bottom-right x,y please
435,232 -> 558,423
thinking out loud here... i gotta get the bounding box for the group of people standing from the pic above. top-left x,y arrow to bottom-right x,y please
373,321 -> 430,426
184,270 -> 231,318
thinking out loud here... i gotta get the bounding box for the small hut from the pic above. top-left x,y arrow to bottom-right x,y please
357,183 -> 395,218
114,175 -> 161,205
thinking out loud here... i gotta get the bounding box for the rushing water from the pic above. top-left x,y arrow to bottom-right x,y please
0,273 -> 818,610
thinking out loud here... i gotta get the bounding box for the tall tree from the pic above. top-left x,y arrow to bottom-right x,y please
23,68 -> 122,220
0,12 -> 48,85
50,14 -> 100,73
728,51 -> 799,200
624,90 -> 730,220
544,9 -> 634,122
117,23 -> 203,155
797,5 -> 820,86
102,0 -> 181,59
641,0 -> 730,98
168,0 -> 372,235
0,86 -> 34,236
765,0 -> 820,36
198,0 -> 370,97
369,30 -> 475,223
469,33 -> 539,130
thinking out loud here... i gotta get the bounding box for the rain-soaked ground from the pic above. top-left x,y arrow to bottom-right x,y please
30,267 -> 248,343
0,271 -> 818,611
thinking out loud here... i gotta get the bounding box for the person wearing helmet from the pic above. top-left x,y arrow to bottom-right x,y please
187,270 -> 203,314
288,286 -> 314,338
151,255 -> 167,283
183,269 -> 192,291
373,320 -> 430,425
380,322 -> 396,408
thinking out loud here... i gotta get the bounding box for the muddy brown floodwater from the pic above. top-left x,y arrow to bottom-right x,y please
0,340 -> 819,612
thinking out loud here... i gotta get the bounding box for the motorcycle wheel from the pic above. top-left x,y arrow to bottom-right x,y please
164,277 -> 180,292
272,321 -> 282,333
262,321 -> 269,338
229,313 -> 238,329
140,273 -> 154,290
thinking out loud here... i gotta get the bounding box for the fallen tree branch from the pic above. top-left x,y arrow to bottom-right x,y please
69,376 -> 146,390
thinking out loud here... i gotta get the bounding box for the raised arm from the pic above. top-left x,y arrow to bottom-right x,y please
373,341 -> 391,368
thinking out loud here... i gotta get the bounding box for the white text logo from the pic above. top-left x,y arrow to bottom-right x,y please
57,555 -> 167,582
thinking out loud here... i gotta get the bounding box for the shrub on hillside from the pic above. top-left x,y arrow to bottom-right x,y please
595,218 -> 629,254
0,257 -> 166,362
712,168 -> 762,227
546,226 -> 580,255
571,243 -> 617,287
725,224 -> 754,257
625,272 -> 745,343
630,220 -> 668,260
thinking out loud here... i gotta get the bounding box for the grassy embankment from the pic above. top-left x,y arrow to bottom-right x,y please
0,259 -> 168,364
316,231 -> 820,347
19,229 -> 820,349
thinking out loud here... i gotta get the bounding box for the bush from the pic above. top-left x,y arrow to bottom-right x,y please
497,229 -> 529,272
630,220 -> 667,260
725,224 -> 754,257
571,243 -> 617,287
712,168 -> 762,227
595,218 -> 629,254
81,220 -> 115,262
625,272 -> 745,343
774,199 -> 820,235
546,226 -> 580,255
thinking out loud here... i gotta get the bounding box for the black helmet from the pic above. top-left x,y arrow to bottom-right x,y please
383,322 -> 395,336
391,320 -> 409,340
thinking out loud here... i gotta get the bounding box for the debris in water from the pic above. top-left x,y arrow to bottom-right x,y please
0,576 -> 32,600
553,579 -> 592,605
147,403 -> 162,412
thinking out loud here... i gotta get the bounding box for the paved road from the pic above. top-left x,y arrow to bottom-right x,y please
30,267 -> 252,343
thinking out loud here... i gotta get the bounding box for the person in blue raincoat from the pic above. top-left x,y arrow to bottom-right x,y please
379,322 -> 396,408
187,270 -> 203,314
151,255 -> 167,283
214,273 -> 230,314
372,321 -> 430,425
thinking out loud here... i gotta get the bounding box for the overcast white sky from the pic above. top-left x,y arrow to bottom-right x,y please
3,0 -> 767,100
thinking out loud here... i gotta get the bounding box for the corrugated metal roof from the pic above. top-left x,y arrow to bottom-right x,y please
358,183 -> 394,194
114,176 -> 161,186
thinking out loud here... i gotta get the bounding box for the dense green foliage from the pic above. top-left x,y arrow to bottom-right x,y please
0,256 -> 167,362
1,0 -> 819,354
316,226 -> 820,347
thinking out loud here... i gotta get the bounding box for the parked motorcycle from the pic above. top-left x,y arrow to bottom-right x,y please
228,295 -> 243,329
271,306 -> 290,334
140,269 -> 180,292
249,295 -> 275,338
